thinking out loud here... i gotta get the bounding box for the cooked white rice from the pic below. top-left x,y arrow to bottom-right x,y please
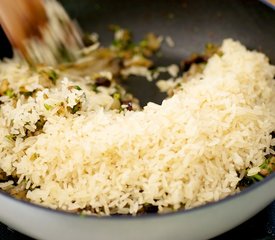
0,39 -> 274,215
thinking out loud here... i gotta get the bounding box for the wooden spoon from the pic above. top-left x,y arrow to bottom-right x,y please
0,0 -> 47,59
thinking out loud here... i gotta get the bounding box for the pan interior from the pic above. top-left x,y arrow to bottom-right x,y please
1,0 -> 274,105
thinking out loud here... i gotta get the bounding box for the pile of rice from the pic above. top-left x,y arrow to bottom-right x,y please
0,39 -> 274,215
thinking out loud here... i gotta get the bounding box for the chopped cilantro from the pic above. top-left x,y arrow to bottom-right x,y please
44,104 -> 53,111
113,93 -> 121,100
72,105 -> 80,114
5,135 -> 16,142
251,174 -> 264,181
139,40 -> 148,48
74,86 -> 82,91
5,89 -> 14,98
48,70 -> 59,85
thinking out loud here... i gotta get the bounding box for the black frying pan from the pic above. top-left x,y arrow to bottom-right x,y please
0,1 -> 274,239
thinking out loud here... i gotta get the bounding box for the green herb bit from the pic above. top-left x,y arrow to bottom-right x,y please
113,93 -> 121,100
57,44 -> 75,63
260,157 -> 273,169
48,70 -> 59,85
260,156 -> 275,176
139,40 -> 148,48
119,106 -> 124,113
68,102 -> 81,114
5,89 -> 14,98
44,104 -> 53,111
74,86 -> 82,91
88,84 -> 98,93
112,40 -> 124,49
5,134 -> 16,142
36,117 -> 46,131
260,160 -> 268,170
111,28 -> 133,51
72,105 -> 80,114
21,91 -> 33,97
251,174 -> 264,181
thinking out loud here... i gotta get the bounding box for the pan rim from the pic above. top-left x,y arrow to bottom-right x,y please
0,172 -> 274,220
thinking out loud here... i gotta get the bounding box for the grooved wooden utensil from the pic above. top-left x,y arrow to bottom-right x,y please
0,0 -> 47,59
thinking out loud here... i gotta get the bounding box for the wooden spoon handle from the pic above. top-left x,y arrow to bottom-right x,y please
0,0 -> 47,56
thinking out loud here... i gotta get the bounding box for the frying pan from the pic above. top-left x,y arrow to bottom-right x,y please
0,0 -> 274,239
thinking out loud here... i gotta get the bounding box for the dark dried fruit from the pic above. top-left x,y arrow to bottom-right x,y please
122,100 -> 133,111
143,204 -> 158,214
95,77 -> 111,87
126,102 -> 133,111
180,55 -> 208,72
